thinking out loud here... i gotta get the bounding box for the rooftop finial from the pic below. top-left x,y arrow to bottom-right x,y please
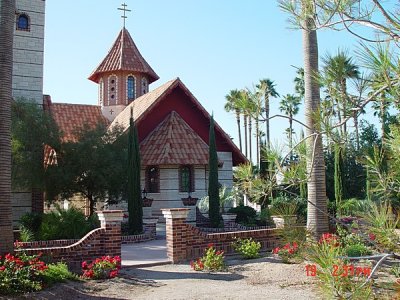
118,3 -> 131,28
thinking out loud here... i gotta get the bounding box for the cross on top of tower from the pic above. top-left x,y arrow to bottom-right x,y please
118,3 -> 131,28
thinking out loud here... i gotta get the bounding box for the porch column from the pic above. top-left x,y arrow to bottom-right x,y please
161,208 -> 190,263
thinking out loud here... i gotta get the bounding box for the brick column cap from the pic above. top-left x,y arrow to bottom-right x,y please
161,208 -> 190,219
97,210 -> 124,223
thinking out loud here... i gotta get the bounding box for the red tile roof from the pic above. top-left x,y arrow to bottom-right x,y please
88,28 -> 159,84
49,103 -> 110,143
140,111 -> 209,165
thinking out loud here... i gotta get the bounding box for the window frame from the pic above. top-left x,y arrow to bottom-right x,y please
146,166 -> 160,193
127,75 -> 136,101
179,165 -> 194,193
16,13 -> 30,31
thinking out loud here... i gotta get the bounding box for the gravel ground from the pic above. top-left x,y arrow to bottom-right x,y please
6,257 -> 320,300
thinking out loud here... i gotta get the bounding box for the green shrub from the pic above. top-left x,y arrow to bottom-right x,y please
270,196 -> 307,220
345,243 -> 372,257
259,208 -> 274,226
38,206 -> 97,240
228,205 -> 257,225
233,238 -> 261,259
41,262 -> 78,286
0,252 -> 47,295
19,226 -> 34,242
19,212 -> 43,239
190,243 -> 225,272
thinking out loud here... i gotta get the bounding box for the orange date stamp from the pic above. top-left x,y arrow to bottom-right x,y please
305,264 -> 371,277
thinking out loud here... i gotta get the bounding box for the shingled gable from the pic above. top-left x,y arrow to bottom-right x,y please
88,27 -> 159,83
140,111 -> 209,165
109,77 -> 247,166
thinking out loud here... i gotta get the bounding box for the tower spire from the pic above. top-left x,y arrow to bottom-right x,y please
118,3 -> 131,28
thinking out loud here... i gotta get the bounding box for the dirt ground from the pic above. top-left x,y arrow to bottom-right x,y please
6,257 -> 320,300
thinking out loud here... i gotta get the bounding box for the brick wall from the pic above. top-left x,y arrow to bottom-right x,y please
162,208 -> 282,263
15,211 -> 123,270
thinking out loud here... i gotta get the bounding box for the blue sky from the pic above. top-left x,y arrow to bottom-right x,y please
43,1 -> 379,159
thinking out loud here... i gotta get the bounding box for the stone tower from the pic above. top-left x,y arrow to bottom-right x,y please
13,0 -> 46,103
88,27 -> 159,121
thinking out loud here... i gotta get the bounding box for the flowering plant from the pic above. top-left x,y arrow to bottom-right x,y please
0,250 -> 48,294
272,242 -> 299,263
319,233 -> 340,247
190,243 -> 225,272
81,256 -> 121,279
232,238 -> 261,259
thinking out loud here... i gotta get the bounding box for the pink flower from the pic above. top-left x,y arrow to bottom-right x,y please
81,261 -> 88,269
0,266 -> 5,271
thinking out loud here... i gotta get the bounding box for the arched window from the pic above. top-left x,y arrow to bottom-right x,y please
146,166 -> 160,193
179,165 -> 194,192
127,76 -> 136,101
142,77 -> 148,95
16,14 -> 30,31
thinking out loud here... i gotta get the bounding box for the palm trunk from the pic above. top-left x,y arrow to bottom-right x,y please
243,115 -> 248,158
303,13 -> 329,239
235,109 -> 242,152
249,116 -> 252,163
255,117 -> 259,167
353,111 -> 360,150
265,96 -> 270,150
0,0 -> 16,254
341,79 -> 347,136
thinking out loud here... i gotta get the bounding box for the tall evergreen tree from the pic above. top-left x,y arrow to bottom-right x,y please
208,115 -> 220,227
128,110 -> 143,234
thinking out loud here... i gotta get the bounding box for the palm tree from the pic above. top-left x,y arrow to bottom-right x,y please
0,0 -> 16,254
239,90 -> 256,163
279,94 -> 301,151
322,49 -> 360,136
350,74 -> 369,150
300,0 -> 329,238
225,89 -> 243,152
256,79 -> 279,150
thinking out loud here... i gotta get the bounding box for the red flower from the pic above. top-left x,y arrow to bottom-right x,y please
0,266 -> 5,271
272,247 -> 280,254
292,242 -> 298,249
82,261 -> 88,269
109,270 -> 118,278
369,233 -> 376,241
207,243 -> 214,248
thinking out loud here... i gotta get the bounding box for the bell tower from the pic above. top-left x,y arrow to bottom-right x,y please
88,3 -> 159,121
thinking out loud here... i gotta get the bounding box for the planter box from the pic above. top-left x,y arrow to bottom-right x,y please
181,197 -> 198,206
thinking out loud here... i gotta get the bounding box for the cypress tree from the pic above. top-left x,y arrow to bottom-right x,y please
208,115 -> 220,227
128,110 -> 143,234
334,143 -> 343,215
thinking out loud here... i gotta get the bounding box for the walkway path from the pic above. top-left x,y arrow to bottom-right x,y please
122,223 -> 169,267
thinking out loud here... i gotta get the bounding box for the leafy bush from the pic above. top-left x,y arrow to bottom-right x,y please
270,195 -> 307,220
190,243 -> 225,272
345,243 -> 372,257
18,207 -> 99,241
233,238 -> 261,259
228,205 -> 257,225
19,212 -> 43,239
0,252 -> 48,295
41,262 -> 78,286
81,256 -> 121,279
19,227 -> 35,242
